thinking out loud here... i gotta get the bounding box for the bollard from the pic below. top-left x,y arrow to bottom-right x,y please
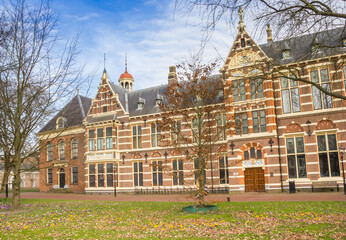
227,197 -> 230,202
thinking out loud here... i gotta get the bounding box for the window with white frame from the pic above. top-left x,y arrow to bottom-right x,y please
286,136 -> 307,178
310,68 -> 333,110
56,117 -> 65,129
89,164 -> 95,187
88,130 -> 95,151
232,79 -> 246,102
133,161 -> 143,187
132,125 -> 142,149
172,159 -> 184,185
219,155 -> 229,184
217,114 -> 227,141
71,138 -> 78,159
252,110 -> 266,133
98,163 -> 104,187
47,142 -> 53,161
171,120 -> 181,142
58,140 -> 65,160
152,161 -> 163,186
47,168 -> 52,184
72,166 -> 78,184
106,127 -> 112,150
235,112 -> 248,135
151,123 -> 161,147
97,128 -> 104,150
250,78 -> 264,99
106,163 -> 114,187
281,76 -> 301,113
317,133 -> 340,177
192,117 -> 203,143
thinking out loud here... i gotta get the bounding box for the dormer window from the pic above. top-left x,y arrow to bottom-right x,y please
56,117 -> 66,129
343,38 -> 346,47
282,49 -> 291,60
312,43 -> 320,54
156,94 -> 163,106
137,97 -> 145,110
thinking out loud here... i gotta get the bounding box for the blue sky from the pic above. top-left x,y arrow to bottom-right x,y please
52,0 -> 257,96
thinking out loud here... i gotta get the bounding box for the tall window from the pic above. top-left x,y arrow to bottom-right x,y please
217,114 -> 227,141
232,79 -> 246,102
71,139 -> 78,159
173,159 -> 184,185
47,168 -> 52,184
310,68 -> 333,110
250,78 -> 264,99
89,164 -> 95,187
317,133 -> 340,177
151,123 -> 161,147
106,163 -> 114,187
89,130 -> 95,151
286,137 -> 307,178
132,125 -> 142,149
72,167 -> 78,184
98,163 -> 104,187
47,142 -> 53,161
235,113 -> 248,135
343,65 -> 346,93
133,162 -> 143,187
106,127 -> 112,150
171,120 -> 181,142
97,128 -> 104,150
219,155 -> 229,184
152,161 -> 163,186
252,110 -> 266,133
58,141 -> 65,160
281,76 -> 301,113
192,117 -> 203,143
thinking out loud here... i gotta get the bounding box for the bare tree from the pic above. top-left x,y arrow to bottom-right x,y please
0,0 -> 83,210
174,0 -> 346,100
160,56 -> 233,205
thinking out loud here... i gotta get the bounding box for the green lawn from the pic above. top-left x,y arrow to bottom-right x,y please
0,199 -> 345,239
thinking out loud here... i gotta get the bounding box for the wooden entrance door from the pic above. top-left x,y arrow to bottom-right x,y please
244,167 -> 265,192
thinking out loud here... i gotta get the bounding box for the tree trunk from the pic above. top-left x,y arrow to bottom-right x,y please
0,164 -> 11,193
12,156 -> 21,210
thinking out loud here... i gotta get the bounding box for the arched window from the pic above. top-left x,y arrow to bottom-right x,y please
56,117 -> 66,129
59,140 -> 65,160
243,146 -> 263,160
47,142 -> 53,161
71,139 -> 78,159
257,149 -> 262,159
244,151 -> 249,160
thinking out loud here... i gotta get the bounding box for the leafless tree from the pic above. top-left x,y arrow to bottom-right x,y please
174,0 -> 346,100
159,56 -> 234,205
0,0 -> 83,210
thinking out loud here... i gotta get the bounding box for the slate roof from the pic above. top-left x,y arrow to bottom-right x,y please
260,27 -> 346,65
39,95 -> 92,133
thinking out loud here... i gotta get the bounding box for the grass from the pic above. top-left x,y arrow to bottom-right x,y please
0,198 -> 345,239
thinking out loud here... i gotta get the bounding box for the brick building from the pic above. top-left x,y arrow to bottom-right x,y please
39,15 -> 346,194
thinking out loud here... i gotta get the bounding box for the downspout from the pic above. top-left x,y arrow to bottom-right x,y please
270,70 -> 284,192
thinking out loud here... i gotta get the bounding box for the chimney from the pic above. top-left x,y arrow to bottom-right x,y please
168,66 -> 178,85
266,24 -> 272,43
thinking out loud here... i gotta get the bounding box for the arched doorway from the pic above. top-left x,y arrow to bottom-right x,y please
58,168 -> 65,188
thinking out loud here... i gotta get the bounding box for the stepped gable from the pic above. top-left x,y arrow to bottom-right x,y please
39,95 -> 92,133
260,27 -> 346,64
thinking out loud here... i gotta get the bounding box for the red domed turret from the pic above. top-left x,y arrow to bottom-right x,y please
118,53 -> 134,91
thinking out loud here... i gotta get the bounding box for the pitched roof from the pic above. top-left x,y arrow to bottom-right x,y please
260,27 -> 346,64
39,94 -> 92,133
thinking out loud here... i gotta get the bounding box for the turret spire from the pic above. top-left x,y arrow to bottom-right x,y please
104,53 -> 106,72
125,52 -> 128,72
238,6 -> 245,32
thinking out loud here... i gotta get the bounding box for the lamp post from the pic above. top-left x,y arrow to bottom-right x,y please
340,145 -> 345,195
113,163 -> 117,197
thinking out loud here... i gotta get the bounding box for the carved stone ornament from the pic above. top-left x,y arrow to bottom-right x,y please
284,123 -> 304,133
228,51 -> 262,69
316,119 -> 337,130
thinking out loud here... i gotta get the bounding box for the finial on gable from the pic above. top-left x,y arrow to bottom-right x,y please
238,6 -> 245,32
